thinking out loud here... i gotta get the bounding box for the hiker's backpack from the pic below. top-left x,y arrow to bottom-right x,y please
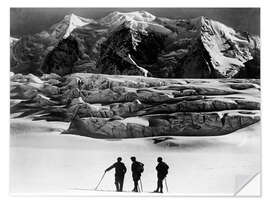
163,163 -> 169,175
138,162 -> 144,173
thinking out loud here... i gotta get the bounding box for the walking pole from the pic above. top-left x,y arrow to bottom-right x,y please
139,179 -> 143,192
95,172 -> 106,190
164,178 -> 168,192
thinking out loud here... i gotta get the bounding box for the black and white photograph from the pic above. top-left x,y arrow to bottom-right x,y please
9,7 -> 261,196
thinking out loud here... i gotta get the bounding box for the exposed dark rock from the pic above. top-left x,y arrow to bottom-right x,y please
235,48 -> 260,79
41,36 -> 82,76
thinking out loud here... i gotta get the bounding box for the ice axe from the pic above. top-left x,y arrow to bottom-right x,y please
94,172 -> 106,190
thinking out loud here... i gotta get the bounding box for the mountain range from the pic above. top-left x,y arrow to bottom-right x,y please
10,11 -> 260,78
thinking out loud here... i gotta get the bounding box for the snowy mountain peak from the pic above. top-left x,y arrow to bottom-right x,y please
12,12 -> 260,78
100,10 -> 156,26
50,13 -> 94,39
64,13 -> 91,24
197,16 -> 256,77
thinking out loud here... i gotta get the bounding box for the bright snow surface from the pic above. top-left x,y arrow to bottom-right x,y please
10,117 -> 260,195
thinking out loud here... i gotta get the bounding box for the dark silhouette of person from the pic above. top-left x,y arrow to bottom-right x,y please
154,157 -> 169,193
130,156 -> 144,192
105,157 -> 127,192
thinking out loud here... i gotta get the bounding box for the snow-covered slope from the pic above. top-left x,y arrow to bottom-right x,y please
10,118 -> 260,194
49,13 -> 95,39
100,11 -> 156,26
10,73 -> 261,193
11,11 -> 260,78
199,16 -> 258,77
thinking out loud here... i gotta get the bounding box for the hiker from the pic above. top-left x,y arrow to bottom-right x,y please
154,157 -> 169,193
130,156 -> 144,192
105,157 -> 127,192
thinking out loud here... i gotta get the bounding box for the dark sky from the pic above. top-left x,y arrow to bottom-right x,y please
10,8 -> 260,37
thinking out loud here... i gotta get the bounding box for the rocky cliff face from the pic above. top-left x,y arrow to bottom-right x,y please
11,11 -> 260,78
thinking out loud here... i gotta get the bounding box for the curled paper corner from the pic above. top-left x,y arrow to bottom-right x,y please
234,172 -> 261,196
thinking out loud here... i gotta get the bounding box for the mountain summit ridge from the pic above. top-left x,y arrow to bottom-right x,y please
49,13 -> 96,39
11,11 -> 260,78
99,10 -> 156,26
